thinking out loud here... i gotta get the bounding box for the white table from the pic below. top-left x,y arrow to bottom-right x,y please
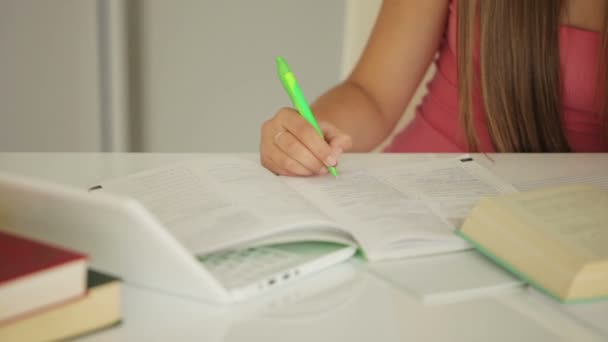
1,153 -> 607,342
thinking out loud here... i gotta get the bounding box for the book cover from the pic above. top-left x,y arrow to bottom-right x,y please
0,230 -> 86,285
0,231 -> 88,323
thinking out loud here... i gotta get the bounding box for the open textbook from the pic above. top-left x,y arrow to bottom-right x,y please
91,156 -> 516,261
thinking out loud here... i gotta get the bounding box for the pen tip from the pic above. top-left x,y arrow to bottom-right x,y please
329,167 -> 338,177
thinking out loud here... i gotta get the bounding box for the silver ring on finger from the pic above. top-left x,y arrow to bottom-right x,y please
273,131 -> 285,145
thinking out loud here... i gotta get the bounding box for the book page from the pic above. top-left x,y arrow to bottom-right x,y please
500,185 -> 608,260
95,157 -> 345,255
368,250 -> 523,305
514,173 -> 608,192
282,157 -> 515,259
377,158 -> 517,227
282,168 -> 466,260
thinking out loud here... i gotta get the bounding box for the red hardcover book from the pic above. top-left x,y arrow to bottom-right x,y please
0,231 -> 87,324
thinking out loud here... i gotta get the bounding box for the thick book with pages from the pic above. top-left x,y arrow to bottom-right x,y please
91,156 -> 516,261
0,270 -> 121,341
0,231 -> 87,324
458,185 -> 608,303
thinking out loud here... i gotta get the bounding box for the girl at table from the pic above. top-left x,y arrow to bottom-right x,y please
259,0 -> 608,176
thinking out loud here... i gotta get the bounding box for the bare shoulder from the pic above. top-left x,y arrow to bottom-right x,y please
563,0 -> 606,32
347,0 -> 451,123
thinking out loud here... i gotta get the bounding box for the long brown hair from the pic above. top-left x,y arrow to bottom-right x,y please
458,0 -> 608,152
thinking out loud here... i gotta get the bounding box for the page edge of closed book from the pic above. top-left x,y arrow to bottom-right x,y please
0,269 -> 122,341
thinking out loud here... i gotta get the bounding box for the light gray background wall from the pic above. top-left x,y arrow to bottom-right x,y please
0,0 -> 349,152
132,0 -> 346,152
0,0 -> 102,151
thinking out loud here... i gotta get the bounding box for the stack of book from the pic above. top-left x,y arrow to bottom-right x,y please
0,231 -> 121,341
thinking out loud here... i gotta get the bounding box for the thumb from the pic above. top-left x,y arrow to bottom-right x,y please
320,121 -> 353,153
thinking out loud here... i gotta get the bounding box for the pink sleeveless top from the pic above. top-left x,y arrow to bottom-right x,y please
385,0 -> 608,152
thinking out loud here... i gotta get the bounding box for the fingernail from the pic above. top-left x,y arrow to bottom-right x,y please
333,147 -> 343,158
319,167 -> 329,175
325,155 -> 337,167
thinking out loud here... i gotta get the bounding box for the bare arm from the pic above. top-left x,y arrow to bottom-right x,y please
313,0 -> 450,151
260,0 -> 450,176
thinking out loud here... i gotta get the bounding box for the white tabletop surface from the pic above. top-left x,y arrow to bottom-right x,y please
1,153 -> 607,342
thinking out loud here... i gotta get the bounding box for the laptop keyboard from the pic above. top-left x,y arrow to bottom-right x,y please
199,247 -> 301,289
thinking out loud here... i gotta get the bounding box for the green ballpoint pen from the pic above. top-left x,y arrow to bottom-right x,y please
276,56 -> 338,177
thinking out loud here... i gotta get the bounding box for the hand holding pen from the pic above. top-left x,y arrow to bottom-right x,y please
260,57 -> 352,177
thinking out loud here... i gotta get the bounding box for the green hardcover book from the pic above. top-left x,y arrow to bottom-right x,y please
0,270 -> 122,341
458,184 -> 608,304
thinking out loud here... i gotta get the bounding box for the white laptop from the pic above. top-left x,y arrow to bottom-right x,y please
0,173 -> 356,304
